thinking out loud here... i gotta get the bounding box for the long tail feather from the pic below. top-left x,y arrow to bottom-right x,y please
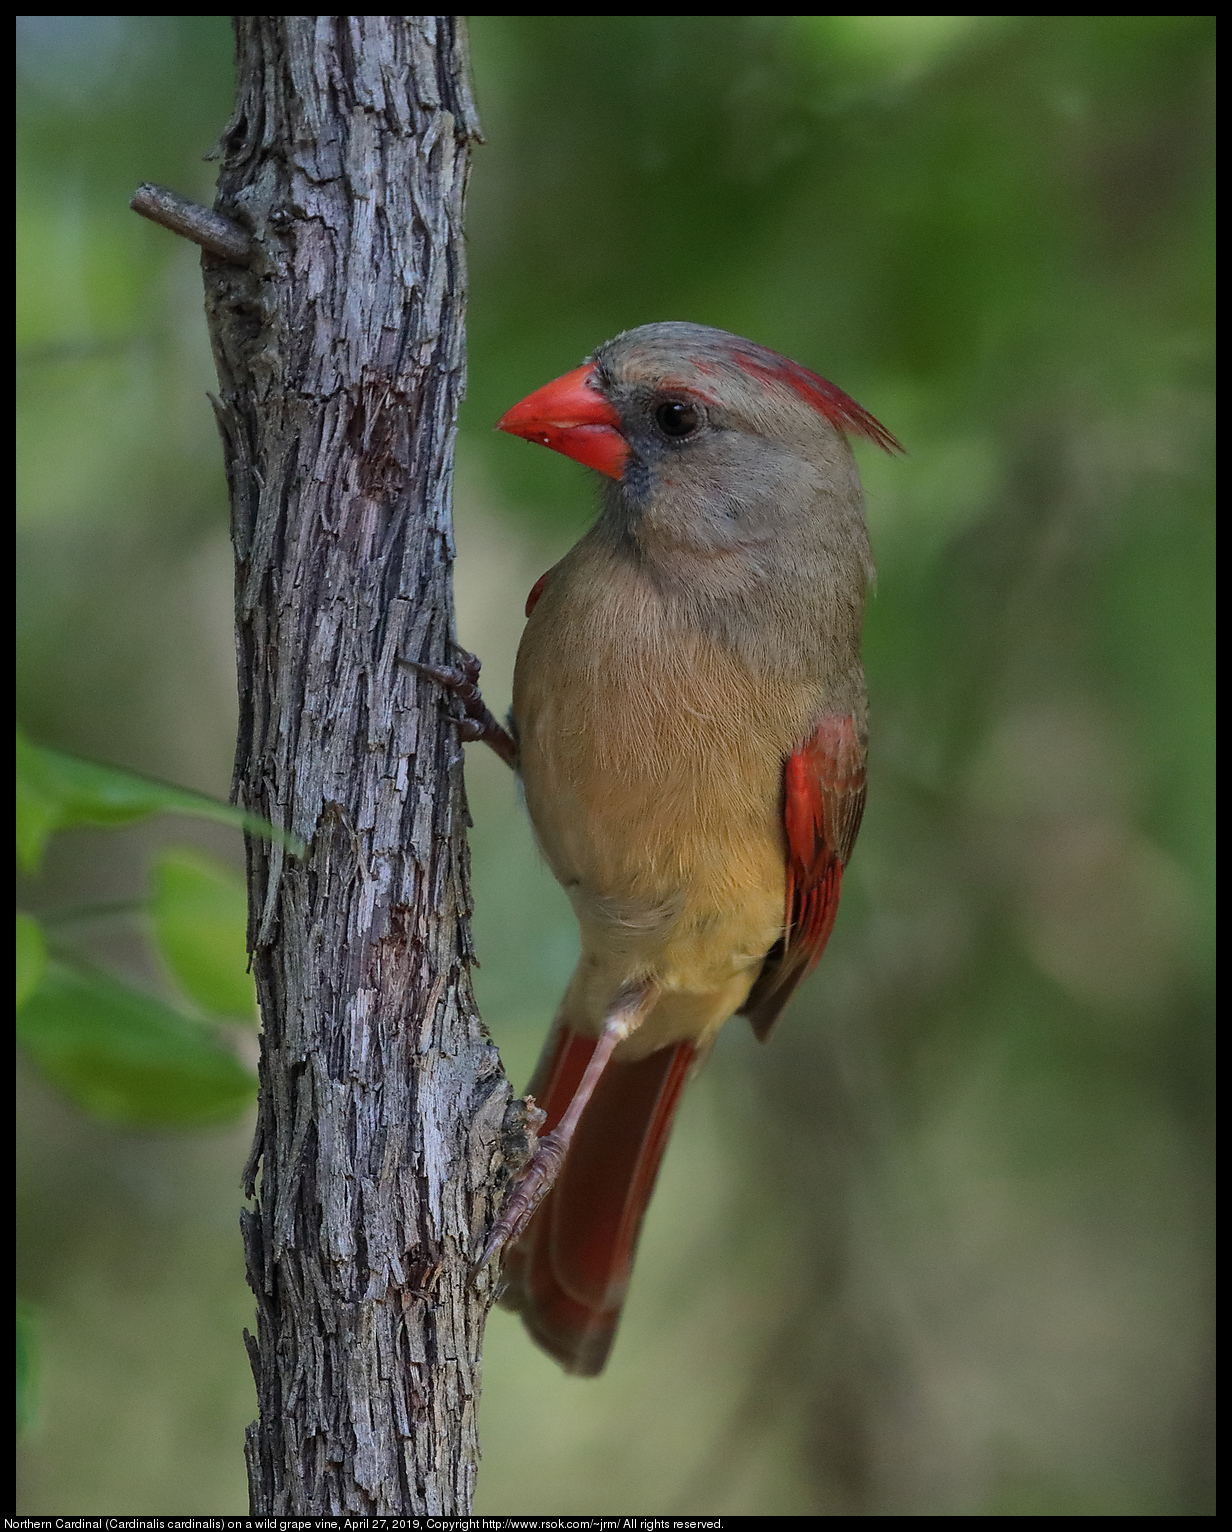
500,1027 -> 695,1375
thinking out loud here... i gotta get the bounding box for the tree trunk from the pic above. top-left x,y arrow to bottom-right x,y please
200,16 -> 510,1515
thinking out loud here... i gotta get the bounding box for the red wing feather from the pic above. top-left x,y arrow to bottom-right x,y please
739,712 -> 866,1040
525,572 -> 549,617
499,1024 -> 695,1376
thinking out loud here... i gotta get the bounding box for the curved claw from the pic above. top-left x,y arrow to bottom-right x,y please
413,657 -> 482,705
400,650 -> 519,769
474,1130 -> 567,1272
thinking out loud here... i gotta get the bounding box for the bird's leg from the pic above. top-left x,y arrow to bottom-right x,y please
400,649 -> 519,768
476,981 -> 658,1271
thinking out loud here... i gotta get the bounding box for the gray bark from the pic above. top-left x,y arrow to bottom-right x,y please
199,16 -> 516,1515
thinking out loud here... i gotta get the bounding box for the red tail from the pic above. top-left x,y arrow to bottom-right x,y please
500,1026 -> 695,1375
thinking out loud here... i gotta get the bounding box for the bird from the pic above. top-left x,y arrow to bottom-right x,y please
419,321 -> 900,1375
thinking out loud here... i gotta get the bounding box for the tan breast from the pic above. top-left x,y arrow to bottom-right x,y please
513,535 -> 820,1017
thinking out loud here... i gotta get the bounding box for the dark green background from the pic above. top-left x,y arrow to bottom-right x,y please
16,16 -> 1214,1515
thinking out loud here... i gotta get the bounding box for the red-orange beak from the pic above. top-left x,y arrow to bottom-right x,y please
496,362 -> 630,480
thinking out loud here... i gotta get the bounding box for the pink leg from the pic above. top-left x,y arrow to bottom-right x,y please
476,982 -> 657,1270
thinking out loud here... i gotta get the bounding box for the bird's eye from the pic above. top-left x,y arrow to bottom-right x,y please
654,399 -> 701,438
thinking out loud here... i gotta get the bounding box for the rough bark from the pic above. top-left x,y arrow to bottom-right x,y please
200,17 -> 515,1515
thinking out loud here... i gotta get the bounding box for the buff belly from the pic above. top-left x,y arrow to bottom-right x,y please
513,587 -> 810,1062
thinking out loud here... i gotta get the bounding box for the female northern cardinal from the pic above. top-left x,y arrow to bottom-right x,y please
423,322 -> 899,1374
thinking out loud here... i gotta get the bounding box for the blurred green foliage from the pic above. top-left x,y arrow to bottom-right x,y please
16,740 -> 265,1132
16,1303 -> 38,1436
18,959 -> 254,1128
148,847 -> 258,1024
15,736 -> 268,1443
16,913 -> 48,1011
16,14 -> 1213,1517
16,726 -> 297,871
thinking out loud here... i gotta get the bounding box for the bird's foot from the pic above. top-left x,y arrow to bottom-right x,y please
473,982 -> 657,1276
475,1121 -> 567,1271
401,649 -> 518,768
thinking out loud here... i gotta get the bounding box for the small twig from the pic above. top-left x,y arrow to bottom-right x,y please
38,898 -> 148,928
129,182 -> 252,264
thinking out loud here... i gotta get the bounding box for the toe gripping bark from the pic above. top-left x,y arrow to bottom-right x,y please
402,650 -> 519,768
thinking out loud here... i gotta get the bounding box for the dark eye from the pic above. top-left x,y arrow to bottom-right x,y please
654,399 -> 701,438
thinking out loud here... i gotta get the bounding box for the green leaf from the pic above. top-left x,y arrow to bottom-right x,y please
16,959 -> 256,1127
15,725 -> 302,871
16,1302 -> 37,1435
16,912 -> 47,1010
150,846 -> 257,1023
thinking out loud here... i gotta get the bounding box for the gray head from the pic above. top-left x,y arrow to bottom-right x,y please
498,322 -> 897,663
579,323 -> 894,561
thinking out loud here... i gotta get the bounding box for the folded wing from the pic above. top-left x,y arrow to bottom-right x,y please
739,712 -> 866,1040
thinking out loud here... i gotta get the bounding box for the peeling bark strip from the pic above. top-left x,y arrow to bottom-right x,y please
201,18 -> 511,1515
